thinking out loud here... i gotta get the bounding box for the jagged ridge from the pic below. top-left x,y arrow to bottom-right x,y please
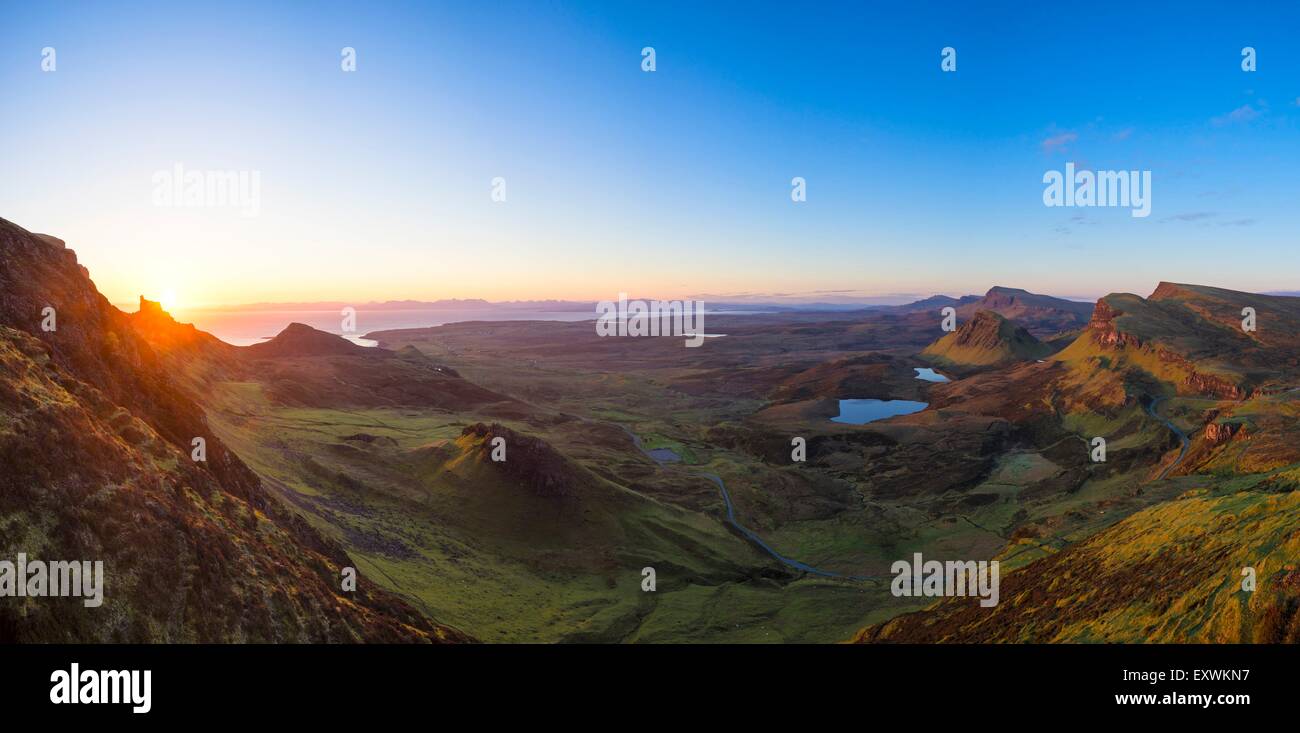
0,217 -> 471,642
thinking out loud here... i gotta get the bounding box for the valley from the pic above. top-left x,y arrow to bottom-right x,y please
5,217 -> 1299,644
347,285 -> 1300,642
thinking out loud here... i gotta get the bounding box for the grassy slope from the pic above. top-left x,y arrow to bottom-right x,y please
0,327 -> 454,643
856,287 -> 1300,642
922,312 -> 1051,368
204,283 -> 1300,643
861,468 -> 1300,642
348,327 -> 1214,641
207,377 -> 906,642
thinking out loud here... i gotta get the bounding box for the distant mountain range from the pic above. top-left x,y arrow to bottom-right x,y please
891,285 -> 1095,337
147,287 -> 1098,319
189,298 -> 592,312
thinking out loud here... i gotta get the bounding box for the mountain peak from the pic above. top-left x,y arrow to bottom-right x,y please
458,423 -> 581,499
954,286 -> 1095,337
969,308 -> 1008,326
0,216 -> 462,642
33,233 -> 67,250
950,310 -> 1019,348
128,293 -> 231,357
245,322 -> 373,357
1147,281 -> 1248,304
1149,281 -> 1195,301
138,295 -> 169,316
922,309 -> 1051,371
282,322 -> 324,335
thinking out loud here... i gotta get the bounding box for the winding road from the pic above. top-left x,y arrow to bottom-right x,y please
615,392 -> 1221,578
1144,396 -> 1191,480
619,425 -> 884,581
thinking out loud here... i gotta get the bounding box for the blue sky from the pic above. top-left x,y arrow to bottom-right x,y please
1,1 -> 1297,307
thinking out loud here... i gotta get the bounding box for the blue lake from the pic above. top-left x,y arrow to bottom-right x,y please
647,447 -> 681,462
831,399 -> 929,425
913,367 -> 950,383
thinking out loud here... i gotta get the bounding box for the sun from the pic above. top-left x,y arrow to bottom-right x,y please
159,289 -> 178,312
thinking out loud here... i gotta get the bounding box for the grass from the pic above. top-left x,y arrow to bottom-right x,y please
201,313 -> 1300,643
205,380 -> 899,642
626,577 -> 919,644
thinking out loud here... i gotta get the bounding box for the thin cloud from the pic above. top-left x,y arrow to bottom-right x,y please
1041,131 -> 1077,153
1211,104 -> 1260,126
1160,212 -> 1217,223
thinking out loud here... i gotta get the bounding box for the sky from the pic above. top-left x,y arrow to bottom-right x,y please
1,1 -> 1297,309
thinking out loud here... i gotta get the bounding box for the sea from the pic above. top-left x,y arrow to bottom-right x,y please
170,308 -> 596,347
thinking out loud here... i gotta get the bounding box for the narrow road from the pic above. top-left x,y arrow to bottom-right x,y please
619,424 -> 884,581
1144,397 -> 1190,480
616,393 -> 1205,577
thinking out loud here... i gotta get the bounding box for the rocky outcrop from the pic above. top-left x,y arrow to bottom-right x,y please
1204,421 -> 1245,445
954,286 -> 1095,336
462,423 -> 579,499
0,216 -> 470,643
1078,295 -> 1247,400
1178,367 -> 1246,400
1084,298 -> 1143,349
129,296 -> 235,361
922,310 -> 1052,370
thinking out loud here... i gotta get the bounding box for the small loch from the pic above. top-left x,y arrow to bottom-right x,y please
913,367 -> 949,383
831,399 -> 929,425
646,447 -> 682,462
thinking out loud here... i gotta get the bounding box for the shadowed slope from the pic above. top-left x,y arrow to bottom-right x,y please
0,217 -> 470,642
